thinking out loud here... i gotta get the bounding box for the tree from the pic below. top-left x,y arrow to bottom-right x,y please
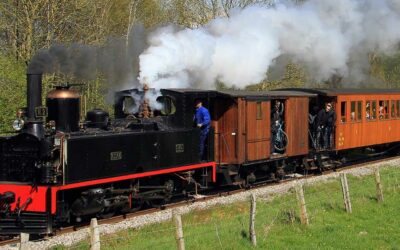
0,54 -> 26,133
370,53 -> 400,88
246,62 -> 308,91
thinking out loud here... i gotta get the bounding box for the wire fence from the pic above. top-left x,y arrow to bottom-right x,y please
19,165 -> 400,250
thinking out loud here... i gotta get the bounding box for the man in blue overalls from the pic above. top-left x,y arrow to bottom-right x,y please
194,99 -> 211,161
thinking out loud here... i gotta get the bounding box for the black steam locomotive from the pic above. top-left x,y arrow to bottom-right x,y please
0,73 -> 216,234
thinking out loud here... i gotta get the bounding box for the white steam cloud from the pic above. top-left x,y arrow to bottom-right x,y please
139,0 -> 400,89
145,90 -> 164,111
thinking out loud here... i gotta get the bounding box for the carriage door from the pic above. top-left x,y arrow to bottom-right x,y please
245,100 -> 270,161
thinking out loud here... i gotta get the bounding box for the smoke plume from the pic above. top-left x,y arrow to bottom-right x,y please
28,24 -> 147,91
139,0 -> 400,89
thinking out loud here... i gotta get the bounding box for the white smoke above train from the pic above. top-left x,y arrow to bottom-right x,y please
139,0 -> 400,89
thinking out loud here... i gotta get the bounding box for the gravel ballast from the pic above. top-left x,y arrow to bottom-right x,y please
2,159 -> 399,250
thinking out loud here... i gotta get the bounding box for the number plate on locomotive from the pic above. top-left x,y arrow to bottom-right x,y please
110,151 -> 122,161
175,144 -> 184,153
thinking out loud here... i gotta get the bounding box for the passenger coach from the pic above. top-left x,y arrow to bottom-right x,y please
292,89 -> 400,151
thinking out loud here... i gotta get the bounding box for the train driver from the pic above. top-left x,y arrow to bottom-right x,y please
194,99 -> 211,160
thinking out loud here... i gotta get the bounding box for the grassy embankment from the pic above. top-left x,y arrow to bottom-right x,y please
60,167 -> 400,250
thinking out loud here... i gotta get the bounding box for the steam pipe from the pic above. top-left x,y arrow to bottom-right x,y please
27,73 -> 43,121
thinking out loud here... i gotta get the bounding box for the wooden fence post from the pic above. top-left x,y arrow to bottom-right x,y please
90,218 -> 100,250
340,173 -> 352,213
249,193 -> 257,247
295,182 -> 309,225
19,233 -> 29,250
374,168 -> 384,202
174,213 -> 185,250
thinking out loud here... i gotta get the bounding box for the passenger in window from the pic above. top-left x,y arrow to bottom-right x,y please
379,105 -> 386,119
350,112 -> 355,121
316,103 -> 336,150
366,102 -> 370,120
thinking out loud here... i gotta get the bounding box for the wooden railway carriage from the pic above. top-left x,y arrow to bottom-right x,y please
210,90 -> 316,183
291,89 -> 400,151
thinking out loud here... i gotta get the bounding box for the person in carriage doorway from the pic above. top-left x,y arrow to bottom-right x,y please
316,102 -> 336,150
271,100 -> 285,155
194,99 -> 211,161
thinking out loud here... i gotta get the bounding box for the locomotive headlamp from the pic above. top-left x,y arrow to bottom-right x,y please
12,118 -> 25,131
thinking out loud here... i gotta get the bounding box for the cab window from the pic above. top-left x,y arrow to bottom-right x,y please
157,96 -> 176,115
122,96 -> 138,114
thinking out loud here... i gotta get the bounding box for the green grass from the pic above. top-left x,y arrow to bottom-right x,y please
59,167 -> 400,250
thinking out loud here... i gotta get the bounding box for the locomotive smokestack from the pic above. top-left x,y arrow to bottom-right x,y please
23,73 -> 45,139
27,73 -> 43,121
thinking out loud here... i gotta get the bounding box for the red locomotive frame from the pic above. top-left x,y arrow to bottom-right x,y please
0,162 -> 216,215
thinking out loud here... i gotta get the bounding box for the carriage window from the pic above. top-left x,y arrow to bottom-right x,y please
378,100 -> 389,120
157,96 -> 176,115
391,100 -> 396,118
371,101 -> 377,120
397,100 -> 400,118
366,101 -> 376,121
340,102 -> 346,123
350,101 -> 362,122
350,101 -> 356,121
357,101 -> 362,121
256,102 -> 262,120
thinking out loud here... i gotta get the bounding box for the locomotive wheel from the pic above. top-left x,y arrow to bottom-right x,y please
146,194 -> 169,208
148,196 -> 169,208
128,198 -> 143,212
98,211 -> 115,219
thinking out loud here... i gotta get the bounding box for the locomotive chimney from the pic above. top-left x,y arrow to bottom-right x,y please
27,73 -> 43,121
24,73 -> 45,139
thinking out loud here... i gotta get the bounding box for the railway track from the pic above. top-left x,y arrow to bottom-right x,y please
1,154 -> 399,248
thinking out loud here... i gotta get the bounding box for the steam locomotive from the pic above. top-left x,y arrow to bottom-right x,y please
0,73 -> 217,234
2,72 -> 400,235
